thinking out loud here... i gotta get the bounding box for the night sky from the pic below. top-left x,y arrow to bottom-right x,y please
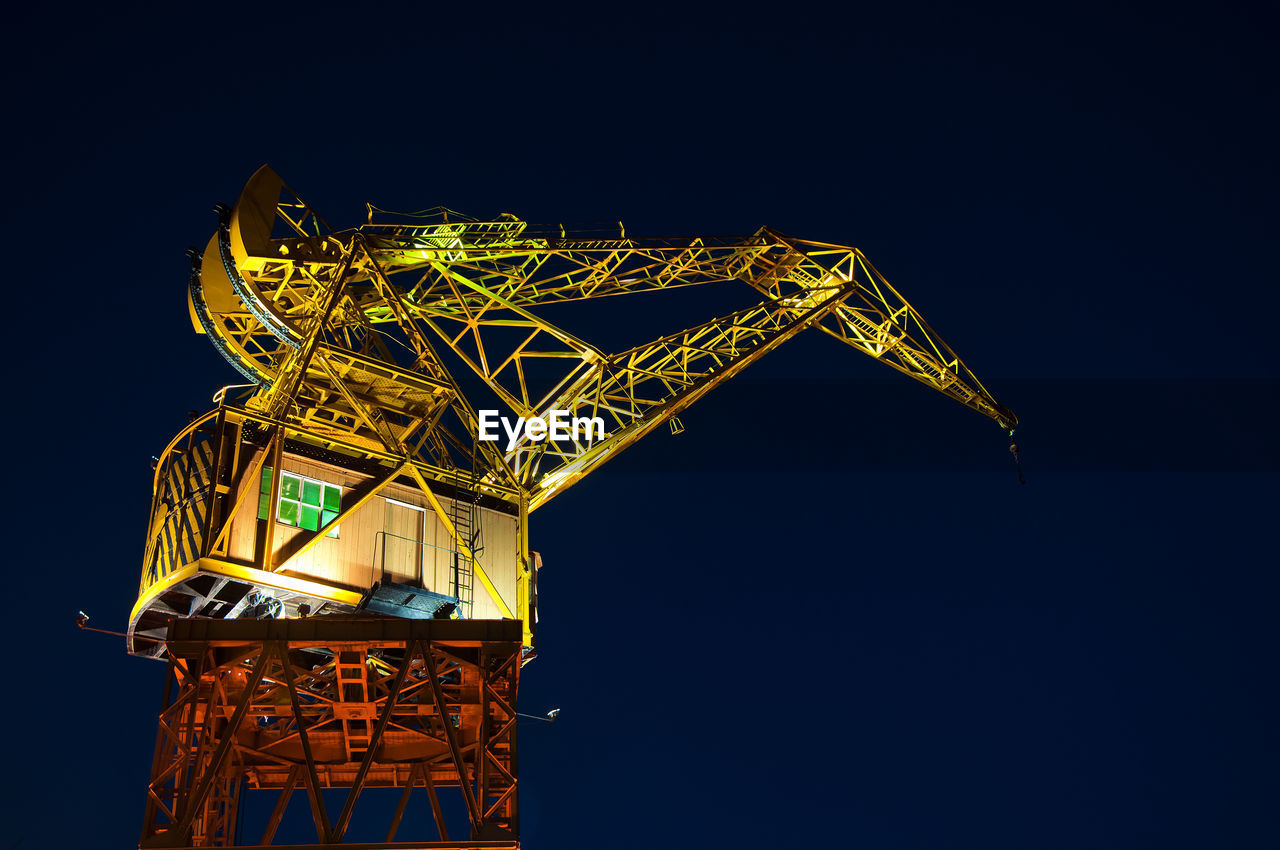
3,3 -> 1277,848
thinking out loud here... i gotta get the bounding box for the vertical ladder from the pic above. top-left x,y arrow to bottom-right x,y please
199,768 -> 240,846
336,649 -> 373,762
448,464 -> 480,617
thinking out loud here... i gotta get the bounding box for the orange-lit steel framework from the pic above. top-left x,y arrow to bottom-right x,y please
142,619 -> 520,849
133,166 -> 1017,848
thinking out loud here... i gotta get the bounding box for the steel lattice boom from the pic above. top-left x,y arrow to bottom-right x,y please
192,166 -> 1016,509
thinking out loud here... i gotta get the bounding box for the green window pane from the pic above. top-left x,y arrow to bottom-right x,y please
278,500 -> 299,526
321,509 -> 339,539
260,467 -> 273,493
301,480 -> 321,507
280,474 -> 300,501
257,492 -> 271,521
322,486 -> 341,512
300,505 -> 320,531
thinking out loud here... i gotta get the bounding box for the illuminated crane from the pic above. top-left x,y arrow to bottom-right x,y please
132,166 -> 1016,848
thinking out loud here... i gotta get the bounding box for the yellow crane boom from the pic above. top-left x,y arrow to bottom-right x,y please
192,166 -> 1016,509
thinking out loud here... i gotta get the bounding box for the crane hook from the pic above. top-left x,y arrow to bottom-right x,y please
1008,430 -> 1026,485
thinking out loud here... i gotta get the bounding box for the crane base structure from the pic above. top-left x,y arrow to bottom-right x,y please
139,618 -> 521,848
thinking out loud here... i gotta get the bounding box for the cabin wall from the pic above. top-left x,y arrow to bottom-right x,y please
226,447 -> 519,618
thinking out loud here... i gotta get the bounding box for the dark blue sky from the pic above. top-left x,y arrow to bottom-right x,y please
2,3 -> 1275,848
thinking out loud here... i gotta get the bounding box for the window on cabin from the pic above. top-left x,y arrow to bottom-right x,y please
258,468 -> 341,538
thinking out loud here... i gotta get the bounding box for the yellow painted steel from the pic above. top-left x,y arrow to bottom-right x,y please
130,558 -> 366,632
151,165 -> 1017,652
203,166 -> 1015,484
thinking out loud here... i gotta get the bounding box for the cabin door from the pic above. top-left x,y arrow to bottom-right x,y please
383,499 -> 425,585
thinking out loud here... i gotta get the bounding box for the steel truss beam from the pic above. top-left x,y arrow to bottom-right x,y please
140,618 -> 520,849
193,165 -> 1015,514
